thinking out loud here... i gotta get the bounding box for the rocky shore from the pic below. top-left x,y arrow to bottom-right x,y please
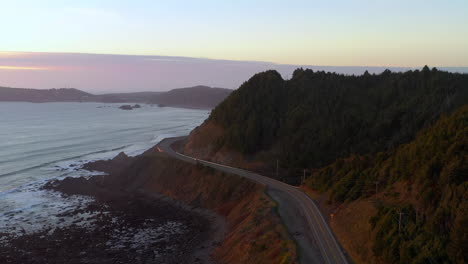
0,152 -> 223,264
1,142 -> 297,264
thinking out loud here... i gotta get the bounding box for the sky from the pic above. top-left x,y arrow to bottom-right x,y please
0,0 -> 467,92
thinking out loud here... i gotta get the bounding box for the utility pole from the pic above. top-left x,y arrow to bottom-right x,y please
302,169 -> 306,185
398,210 -> 405,233
276,159 -> 279,180
374,181 -> 379,194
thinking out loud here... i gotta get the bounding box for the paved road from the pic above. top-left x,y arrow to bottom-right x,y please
158,137 -> 349,264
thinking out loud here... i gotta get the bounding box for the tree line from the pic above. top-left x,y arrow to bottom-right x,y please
207,67 -> 467,263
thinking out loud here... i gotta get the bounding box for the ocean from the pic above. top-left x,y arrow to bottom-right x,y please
0,102 -> 208,238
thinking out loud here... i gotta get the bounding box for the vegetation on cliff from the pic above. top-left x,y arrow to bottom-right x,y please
208,67 -> 468,174
112,152 -> 298,264
306,106 -> 467,264
186,67 -> 468,263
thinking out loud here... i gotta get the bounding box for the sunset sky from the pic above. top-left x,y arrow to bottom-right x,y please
1,0 -> 467,92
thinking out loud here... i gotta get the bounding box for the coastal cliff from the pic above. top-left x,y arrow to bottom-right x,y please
137,154 -> 297,264
61,148 -> 297,263
181,68 -> 468,263
183,121 -> 267,174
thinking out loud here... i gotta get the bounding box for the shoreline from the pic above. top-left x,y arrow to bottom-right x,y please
0,101 -> 214,111
0,144 -> 226,264
1,191 -> 218,264
1,135 -> 298,264
143,192 -> 226,264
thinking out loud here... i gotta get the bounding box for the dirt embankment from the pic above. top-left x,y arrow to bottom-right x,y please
302,180 -> 428,264
186,121 -> 380,264
302,186 -> 378,264
183,121 -> 267,173
85,149 -> 297,264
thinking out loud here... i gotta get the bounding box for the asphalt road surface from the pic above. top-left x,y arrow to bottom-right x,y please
158,137 -> 349,264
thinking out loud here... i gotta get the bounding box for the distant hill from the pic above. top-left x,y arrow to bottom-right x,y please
93,92 -> 162,103
0,87 -> 92,102
149,85 -> 232,109
0,85 -> 232,109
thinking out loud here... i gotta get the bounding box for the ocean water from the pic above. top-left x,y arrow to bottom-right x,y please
0,102 -> 208,238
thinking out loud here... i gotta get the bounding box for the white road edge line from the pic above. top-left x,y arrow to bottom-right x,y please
172,150 -> 348,264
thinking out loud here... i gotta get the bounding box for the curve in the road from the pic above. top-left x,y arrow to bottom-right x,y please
158,137 -> 349,264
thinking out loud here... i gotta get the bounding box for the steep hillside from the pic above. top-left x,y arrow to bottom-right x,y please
305,105 -> 467,264
150,86 -> 232,109
185,67 -> 468,181
140,157 -> 297,264
84,150 -> 297,264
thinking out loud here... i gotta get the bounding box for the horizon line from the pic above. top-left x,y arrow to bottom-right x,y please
2,50 -> 468,69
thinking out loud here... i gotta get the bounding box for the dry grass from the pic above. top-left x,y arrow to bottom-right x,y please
302,185 -> 379,264
140,155 -> 297,264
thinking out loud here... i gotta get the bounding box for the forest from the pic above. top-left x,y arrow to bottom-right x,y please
206,67 -> 467,263
306,106 -> 467,264
209,67 -> 468,173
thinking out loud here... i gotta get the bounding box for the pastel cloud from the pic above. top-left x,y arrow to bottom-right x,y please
1,1 -> 467,67
0,66 -> 50,70
0,52 -> 466,93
